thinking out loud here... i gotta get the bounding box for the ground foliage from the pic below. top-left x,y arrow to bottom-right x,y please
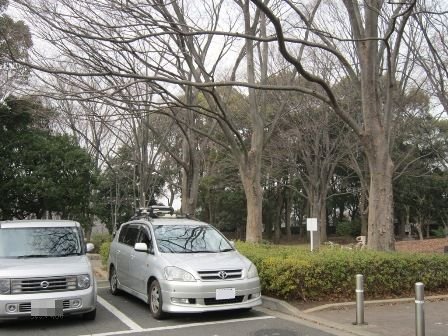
236,241 -> 448,302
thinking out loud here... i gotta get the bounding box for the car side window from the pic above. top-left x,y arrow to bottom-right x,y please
118,225 -> 128,244
137,226 -> 152,247
124,225 -> 139,246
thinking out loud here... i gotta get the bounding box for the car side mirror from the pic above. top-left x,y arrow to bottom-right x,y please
86,243 -> 95,253
134,242 -> 148,253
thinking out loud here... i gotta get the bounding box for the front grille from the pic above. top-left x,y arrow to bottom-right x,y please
197,269 -> 242,281
11,276 -> 77,294
204,296 -> 244,305
18,300 -> 70,312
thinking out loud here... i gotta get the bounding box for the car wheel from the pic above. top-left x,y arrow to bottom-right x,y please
83,308 -> 97,321
149,280 -> 165,320
110,266 -> 120,295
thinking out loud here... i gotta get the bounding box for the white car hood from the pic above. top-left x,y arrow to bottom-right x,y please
0,255 -> 92,278
160,251 -> 251,273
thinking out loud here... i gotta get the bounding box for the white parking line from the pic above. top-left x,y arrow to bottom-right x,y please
78,315 -> 275,336
96,296 -> 143,331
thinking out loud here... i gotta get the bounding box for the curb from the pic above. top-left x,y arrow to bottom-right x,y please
261,294 -> 448,336
88,254 -> 109,281
87,253 -> 101,260
302,294 -> 448,313
261,296 -> 377,336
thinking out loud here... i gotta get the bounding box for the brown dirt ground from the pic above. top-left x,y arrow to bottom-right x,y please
395,237 -> 448,253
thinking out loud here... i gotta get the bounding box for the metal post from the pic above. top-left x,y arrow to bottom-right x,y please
415,282 -> 425,336
353,274 -> 366,325
310,231 -> 314,252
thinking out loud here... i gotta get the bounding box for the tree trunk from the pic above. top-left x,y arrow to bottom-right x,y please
309,187 -> 327,242
359,180 -> 369,236
180,108 -> 200,216
415,218 -> 424,240
284,187 -> 292,241
364,138 -> 395,250
240,151 -> 263,243
319,203 -> 327,242
273,187 -> 284,244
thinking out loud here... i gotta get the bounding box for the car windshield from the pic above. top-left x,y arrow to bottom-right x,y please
153,225 -> 234,253
0,227 -> 83,258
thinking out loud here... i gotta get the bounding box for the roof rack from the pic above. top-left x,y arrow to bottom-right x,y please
131,205 -> 175,220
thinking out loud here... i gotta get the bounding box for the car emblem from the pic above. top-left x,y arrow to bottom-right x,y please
40,281 -> 50,289
218,271 -> 228,279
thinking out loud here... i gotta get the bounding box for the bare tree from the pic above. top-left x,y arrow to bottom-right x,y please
249,0 -> 421,250
9,0 -> 296,242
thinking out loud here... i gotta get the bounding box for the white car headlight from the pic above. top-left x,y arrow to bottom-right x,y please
77,274 -> 91,289
247,263 -> 258,279
0,279 -> 10,294
164,267 -> 196,282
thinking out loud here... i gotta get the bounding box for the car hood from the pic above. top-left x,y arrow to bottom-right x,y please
159,251 -> 251,273
0,255 -> 92,278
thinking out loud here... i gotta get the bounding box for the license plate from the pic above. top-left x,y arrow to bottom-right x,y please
31,299 -> 63,317
216,288 -> 236,300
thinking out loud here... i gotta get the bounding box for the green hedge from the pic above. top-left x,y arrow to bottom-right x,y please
99,241 -> 111,267
90,233 -> 112,253
236,242 -> 448,302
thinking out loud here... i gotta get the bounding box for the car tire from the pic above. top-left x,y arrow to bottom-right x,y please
110,266 -> 120,295
83,308 -> 97,321
149,280 -> 165,320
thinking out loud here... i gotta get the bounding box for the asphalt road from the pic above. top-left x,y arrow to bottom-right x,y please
0,283 -> 352,336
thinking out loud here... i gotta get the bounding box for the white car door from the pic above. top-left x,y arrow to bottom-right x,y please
129,225 -> 154,295
116,224 -> 140,289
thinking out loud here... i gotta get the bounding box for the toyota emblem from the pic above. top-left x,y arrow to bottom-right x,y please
218,271 -> 228,279
40,281 -> 50,289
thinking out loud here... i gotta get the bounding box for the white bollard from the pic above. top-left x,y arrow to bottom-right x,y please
353,274 -> 366,325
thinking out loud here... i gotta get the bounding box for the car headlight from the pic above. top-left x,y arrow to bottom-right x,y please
164,267 -> 196,282
0,279 -> 10,294
247,263 -> 258,279
77,274 -> 91,289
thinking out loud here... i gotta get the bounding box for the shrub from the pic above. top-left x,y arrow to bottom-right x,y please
236,242 -> 448,302
431,226 -> 447,238
90,233 -> 112,253
335,220 -> 361,237
99,241 -> 111,266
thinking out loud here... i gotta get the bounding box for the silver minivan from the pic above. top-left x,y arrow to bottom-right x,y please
108,207 -> 262,319
0,220 -> 97,321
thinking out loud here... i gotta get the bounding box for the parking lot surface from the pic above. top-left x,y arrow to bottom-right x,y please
0,282 -> 350,336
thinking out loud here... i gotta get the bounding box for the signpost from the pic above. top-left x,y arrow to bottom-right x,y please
307,218 -> 318,251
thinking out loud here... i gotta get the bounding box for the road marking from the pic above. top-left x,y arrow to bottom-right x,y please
96,296 -> 143,331
77,315 -> 275,336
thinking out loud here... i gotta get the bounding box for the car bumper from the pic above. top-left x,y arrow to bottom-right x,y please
0,285 -> 96,320
160,277 -> 262,313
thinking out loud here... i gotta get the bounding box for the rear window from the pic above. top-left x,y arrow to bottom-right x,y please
0,227 -> 83,258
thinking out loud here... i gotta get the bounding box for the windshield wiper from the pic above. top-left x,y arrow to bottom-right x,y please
182,250 -> 216,253
16,254 -> 53,258
219,248 -> 234,252
58,252 -> 82,257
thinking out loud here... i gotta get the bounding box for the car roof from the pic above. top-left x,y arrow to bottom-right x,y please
124,217 -> 209,227
0,219 -> 81,229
